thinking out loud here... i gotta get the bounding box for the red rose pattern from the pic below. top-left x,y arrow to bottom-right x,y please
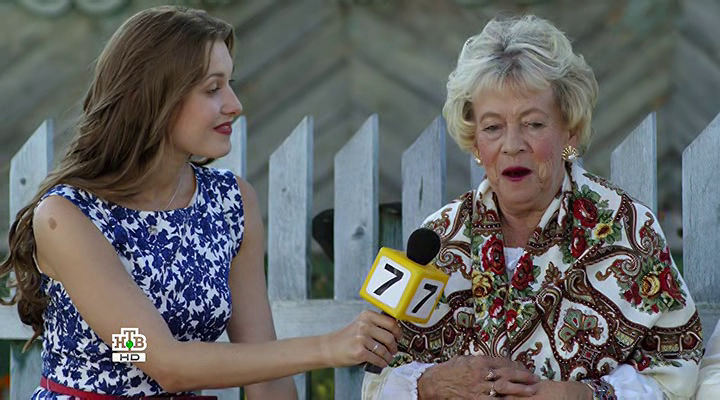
624,282 -> 642,305
511,254 -> 535,290
506,309 -> 519,331
622,268 -> 685,310
637,356 -> 651,371
489,297 -> 505,319
480,331 -> 490,342
659,268 -> 684,302
482,236 -> 506,275
659,246 -> 671,266
570,227 -> 588,259
573,198 -> 598,228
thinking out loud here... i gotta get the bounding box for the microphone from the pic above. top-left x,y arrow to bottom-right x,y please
359,228 -> 447,373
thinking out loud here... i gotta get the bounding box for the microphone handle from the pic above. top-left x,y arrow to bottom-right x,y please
364,362 -> 383,374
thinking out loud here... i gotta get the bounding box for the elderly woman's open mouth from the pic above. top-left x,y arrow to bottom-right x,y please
502,166 -> 532,181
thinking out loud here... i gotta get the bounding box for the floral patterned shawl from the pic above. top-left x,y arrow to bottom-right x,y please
389,162 -> 702,397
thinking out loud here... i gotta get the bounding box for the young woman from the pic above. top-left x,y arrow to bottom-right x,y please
0,6 -> 399,398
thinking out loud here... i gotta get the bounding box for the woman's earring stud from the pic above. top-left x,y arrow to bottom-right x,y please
473,151 -> 483,166
561,145 -> 579,162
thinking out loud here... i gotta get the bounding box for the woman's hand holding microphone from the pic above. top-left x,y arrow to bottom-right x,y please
320,310 -> 402,368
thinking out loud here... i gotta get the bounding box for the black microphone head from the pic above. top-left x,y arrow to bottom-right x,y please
406,228 -> 441,265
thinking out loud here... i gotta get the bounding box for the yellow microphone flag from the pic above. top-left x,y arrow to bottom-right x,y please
359,247 -> 449,324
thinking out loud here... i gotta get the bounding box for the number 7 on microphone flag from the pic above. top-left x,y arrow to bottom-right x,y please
359,247 -> 449,324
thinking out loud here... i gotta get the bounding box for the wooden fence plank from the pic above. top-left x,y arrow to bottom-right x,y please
611,112 -> 658,212
9,344 -> 42,400
201,117 -> 246,399
211,116 -> 247,178
3,107 -> 720,399
8,119 -> 53,400
401,116 -> 446,247
267,116 -> 314,399
683,111 -> 720,335
268,116 -> 313,300
333,115 -> 378,399
0,305 -> 33,340
9,119 -> 53,222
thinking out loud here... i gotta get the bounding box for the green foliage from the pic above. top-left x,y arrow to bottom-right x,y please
309,251 -> 334,300
308,251 -> 335,399
0,340 -> 8,377
310,368 -> 334,400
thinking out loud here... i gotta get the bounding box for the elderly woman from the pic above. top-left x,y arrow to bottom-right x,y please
362,15 -> 702,400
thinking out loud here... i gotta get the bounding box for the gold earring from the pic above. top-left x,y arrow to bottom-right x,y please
472,151 -> 483,166
561,145 -> 579,162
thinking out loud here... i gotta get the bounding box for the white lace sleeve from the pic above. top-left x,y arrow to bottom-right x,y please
601,364 -> 665,400
362,361 -> 435,400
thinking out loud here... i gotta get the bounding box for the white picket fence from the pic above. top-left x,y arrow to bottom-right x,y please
1,111 -> 719,399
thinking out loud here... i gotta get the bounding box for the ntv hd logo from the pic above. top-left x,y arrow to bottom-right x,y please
111,327 -> 147,362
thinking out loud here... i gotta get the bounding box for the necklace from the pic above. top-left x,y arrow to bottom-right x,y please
163,167 -> 184,210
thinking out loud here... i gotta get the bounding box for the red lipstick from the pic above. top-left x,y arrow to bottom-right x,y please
214,122 -> 232,135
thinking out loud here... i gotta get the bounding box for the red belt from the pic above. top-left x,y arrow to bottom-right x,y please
40,376 -> 218,399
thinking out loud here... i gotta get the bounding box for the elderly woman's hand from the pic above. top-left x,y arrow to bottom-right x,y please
504,380 -> 593,400
417,355 -> 539,399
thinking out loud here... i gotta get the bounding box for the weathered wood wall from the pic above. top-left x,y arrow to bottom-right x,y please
0,0 -> 695,254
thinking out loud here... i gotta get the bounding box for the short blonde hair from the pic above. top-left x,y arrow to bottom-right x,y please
443,15 -> 599,154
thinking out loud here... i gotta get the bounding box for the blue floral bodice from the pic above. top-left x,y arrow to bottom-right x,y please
32,165 -> 243,398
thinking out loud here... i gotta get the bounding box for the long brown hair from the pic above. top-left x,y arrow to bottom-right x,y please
0,6 -> 235,347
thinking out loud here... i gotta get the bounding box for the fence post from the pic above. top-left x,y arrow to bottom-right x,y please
201,116 -> 247,399
7,119 -> 54,399
611,112 -> 658,212
211,116 -> 247,178
401,116 -> 447,246
267,116 -> 313,399
683,111 -> 720,336
332,115 -> 379,399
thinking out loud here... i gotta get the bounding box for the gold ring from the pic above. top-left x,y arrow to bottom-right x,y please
485,368 -> 496,381
371,343 -> 379,353
489,381 -> 497,397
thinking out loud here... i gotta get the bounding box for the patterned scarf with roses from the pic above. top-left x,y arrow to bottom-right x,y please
385,162 -> 702,397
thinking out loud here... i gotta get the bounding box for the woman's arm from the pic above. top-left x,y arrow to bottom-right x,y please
33,194 -> 400,393
225,177 -> 296,399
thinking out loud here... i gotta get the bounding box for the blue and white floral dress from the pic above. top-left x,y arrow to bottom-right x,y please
31,165 -> 244,398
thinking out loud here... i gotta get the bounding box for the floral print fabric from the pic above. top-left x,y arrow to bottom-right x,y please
386,163 -> 702,398
31,165 -> 244,398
